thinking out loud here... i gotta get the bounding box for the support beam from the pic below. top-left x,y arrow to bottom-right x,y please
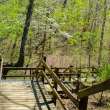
79,96 -> 88,110
77,79 -> 110,98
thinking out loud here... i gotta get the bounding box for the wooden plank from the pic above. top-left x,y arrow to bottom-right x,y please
31,80 -> 57,110
77,79 -> 110,98
3,67 -> 71,70
41,71 -> 68,110
3,75 -> 32,77
63,83 -> 71,90
0,58 -> 3,80
41,60 -> 78,107
0,81 -> 36,110
3,66 -> 97,71
79,96 -> 88,110
3,67 -> 37,70
0,80 -> 57,110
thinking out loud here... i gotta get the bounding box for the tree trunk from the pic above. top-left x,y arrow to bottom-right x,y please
15,0 -> 34,67
2,0 -> 34,79
98,0 -> 107,66
63,0 -> 67,8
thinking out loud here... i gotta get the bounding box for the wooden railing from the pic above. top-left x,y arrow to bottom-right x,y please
35,59 -> 79,110
77,79 -> 110,98
34,59 -> 110,110
0,57 -> 3,80
41,71 -> 68,110
2,66 -> 79,80
2,58 -> 108,110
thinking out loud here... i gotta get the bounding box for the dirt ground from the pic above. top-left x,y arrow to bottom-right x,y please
61,90 -> 110,110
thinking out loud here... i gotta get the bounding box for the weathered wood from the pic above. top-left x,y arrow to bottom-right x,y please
75,73 -> 81,93
30,69 -> 32,80
53,68 -> 59,105
69,66 -> 73,81
0,80 -> 57,110
42,56 -> 46,83
41,71 -> 68,110
41,60 -> 78,107
79,96 -> 88,110
3,73 -> 78,79
77,79 -> 110,98
0,57 -> 3,80
3,66 -> 97,71
2,75 -> 32,77
0,81 -> 36,110
54,68 -> 59,90
3,67 -> 38,70
31,80 -> 57,110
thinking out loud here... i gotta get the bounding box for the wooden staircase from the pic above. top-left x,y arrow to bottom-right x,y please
0,80 -> 57,110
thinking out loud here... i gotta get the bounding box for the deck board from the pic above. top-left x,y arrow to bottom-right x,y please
0,80 -> 57,110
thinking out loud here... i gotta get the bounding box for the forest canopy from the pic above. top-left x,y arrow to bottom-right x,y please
0,0 -> 110,67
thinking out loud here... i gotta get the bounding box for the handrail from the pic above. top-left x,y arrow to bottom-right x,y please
3,66 -> 97,70
77,78 -> 110,98
41,59 -> 79,107
41,71 -> 68,110
0,57 -> 3,80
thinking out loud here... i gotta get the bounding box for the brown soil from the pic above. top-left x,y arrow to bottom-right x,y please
62,91 -> 110,110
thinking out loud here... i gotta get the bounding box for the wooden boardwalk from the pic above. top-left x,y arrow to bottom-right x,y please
0,80 -> 57,110
1,57 -> 110,110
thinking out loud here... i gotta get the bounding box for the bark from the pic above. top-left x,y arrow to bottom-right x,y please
63,0 -> 67,8
79,0 -> 92,67
98,0 -> 107,66
108,44 -> 110,63
87,0 -> 99,67
87,0 -> 93,67
15,0 -> 34,67
10,37 -> 18,63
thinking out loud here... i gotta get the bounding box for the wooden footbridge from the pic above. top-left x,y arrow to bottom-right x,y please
1,57 -> 110,110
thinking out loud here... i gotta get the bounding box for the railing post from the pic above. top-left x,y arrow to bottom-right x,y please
69,65 -> 73,81
35,69 -> 39,81
79,96 -> 88,110
30,69 -> 32,80
42,56 -> 46,84
74,70 -> 81,94
0,57 -> 3,80
0,58 -> 1,80
53,68 -> 59,105
76,72 -> 81,92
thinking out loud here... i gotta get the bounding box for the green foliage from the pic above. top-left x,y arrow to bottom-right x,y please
67,37 -> 77,45
0,0 -> 27,40
52,0 -> 89,31
0,0 -> 110,66
98,64 -> 110,81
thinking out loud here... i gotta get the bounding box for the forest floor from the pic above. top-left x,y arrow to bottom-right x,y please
62,90 -> 110,110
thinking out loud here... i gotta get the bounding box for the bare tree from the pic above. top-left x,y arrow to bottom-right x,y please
87,0 -> 99,67
98,0 -> 107,66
